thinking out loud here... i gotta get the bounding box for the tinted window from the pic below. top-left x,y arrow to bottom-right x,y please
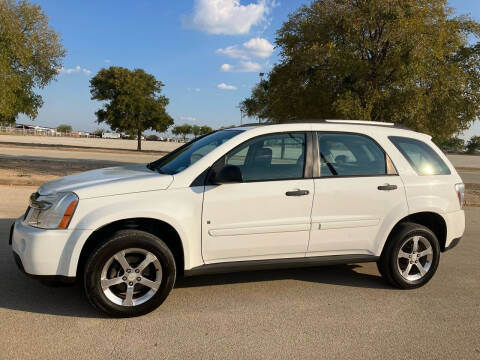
151,130 -> 242,174
225,133 -> 306,181
389,136 -> 451,175
318,133 -> 388,176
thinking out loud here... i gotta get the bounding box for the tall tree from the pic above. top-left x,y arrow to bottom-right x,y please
200,125 -> 213,135
90,67 -> 173,150
56,124 -> 72,133
240,0 -> 480,142
172,124 -> 192,141
191,125 -> 201,138
0,0 -> 65,123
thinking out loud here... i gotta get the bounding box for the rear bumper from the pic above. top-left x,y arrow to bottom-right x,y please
443,210 -> 465,250
444,237 -> 461,252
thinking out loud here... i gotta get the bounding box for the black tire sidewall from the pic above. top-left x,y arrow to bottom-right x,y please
388,224 -> 440,289
84,230 -> 176,317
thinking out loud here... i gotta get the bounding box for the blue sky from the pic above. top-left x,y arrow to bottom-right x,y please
20,0 -> 480,138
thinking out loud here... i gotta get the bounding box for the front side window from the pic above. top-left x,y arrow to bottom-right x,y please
224,133 -> 306,182
389,136 -> 451,175
150,130 -> 243,174
318,133 -> 391,177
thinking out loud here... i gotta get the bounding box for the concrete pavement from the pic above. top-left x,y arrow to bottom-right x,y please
0,185 -> 479,359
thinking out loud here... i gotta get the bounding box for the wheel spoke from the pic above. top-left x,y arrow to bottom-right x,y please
114,251 -> 130,271
123,285 -> 134,306
416,262 -> 427,276
136,252 -> 155,273
412,236 -> 420,252
101,276 -> 124,289
418,247 -> 433,258
398,250 -> 411,259
402,263 -> 413,277
138,277 -> 161,291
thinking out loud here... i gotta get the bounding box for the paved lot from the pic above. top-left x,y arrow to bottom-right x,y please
0,185 -> 479,359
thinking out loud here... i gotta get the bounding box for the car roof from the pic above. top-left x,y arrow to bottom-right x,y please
232,120 -> 430,140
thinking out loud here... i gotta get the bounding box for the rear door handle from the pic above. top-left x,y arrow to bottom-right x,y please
286,190 -> 310,196
377,184 -> 397,191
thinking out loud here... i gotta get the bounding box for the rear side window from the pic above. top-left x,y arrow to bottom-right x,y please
318,133 -> 393,177
389,136 -> 450,175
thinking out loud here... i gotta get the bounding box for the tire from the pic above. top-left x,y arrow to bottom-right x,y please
377,222 -> 440,289
84,229 -> 176,317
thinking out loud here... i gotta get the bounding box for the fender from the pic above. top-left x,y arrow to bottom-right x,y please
65,187 -> 205,276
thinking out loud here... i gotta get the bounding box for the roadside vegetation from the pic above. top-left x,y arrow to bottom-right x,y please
240,0 -> 480,143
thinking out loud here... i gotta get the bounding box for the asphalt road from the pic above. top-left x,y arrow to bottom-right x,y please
0,186 -> 479,359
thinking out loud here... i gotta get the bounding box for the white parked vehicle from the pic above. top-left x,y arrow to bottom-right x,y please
10,121 -> 465,317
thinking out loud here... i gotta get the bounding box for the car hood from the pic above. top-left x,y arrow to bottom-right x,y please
38,164 -> 174,199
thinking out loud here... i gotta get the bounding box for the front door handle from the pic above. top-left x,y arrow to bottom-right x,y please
286,190 -> 310,196
377,184 -> 398,191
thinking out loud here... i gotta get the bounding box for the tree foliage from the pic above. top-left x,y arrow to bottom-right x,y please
0,0 -> 65,124
437,136 -> 465,152
466,136 -> 480,154
56,124 -> 72,133
200,125 -> 213,135
240,0 -> 480,142
172,123 -> 192,141
90,66 -> 173,150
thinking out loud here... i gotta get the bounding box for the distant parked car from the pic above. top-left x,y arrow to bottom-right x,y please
102,132 -> 121,139
10,120 -> 465,317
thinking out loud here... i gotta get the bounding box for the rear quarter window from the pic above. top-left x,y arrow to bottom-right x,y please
389,136 -> 451,175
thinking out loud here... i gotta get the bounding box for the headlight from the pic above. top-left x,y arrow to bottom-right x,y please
26,192 -> 78,229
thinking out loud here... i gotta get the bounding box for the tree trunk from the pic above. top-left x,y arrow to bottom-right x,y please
137,128 -> 142,151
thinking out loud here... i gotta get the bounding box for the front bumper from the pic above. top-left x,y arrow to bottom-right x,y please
10,217 -> 91,278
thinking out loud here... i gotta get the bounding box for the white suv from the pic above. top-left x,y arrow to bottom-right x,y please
9,121 -> 465,317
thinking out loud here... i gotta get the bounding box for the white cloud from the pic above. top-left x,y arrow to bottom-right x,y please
180,116 -> 197,122
216,38 -> 274,59
59,65 -> 92,76
217,83 -> 237,90
220,64 -> 233,72
195,88 -> 201,92
183,0 -> 272,35
104,59 -> 111,63
220,61 -> 262,73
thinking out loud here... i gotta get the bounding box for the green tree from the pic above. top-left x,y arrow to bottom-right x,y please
0,0 -> 65,124
438,137 -> 465,153
93,128 -> 104,137
192,125 -> 201,138
90,66 -> 173,151
172,124 -> 192,141
466,136 -> 480,154
146,134 -> 159,141
56,124 -> 72,133
200,125 -> 213,135
240,0 -> 480,142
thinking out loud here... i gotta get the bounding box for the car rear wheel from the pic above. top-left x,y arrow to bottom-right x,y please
377,222 -> 440,289
84,229 -> 176,317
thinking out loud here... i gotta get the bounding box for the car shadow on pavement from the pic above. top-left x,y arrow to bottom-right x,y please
175,264 -> 390,290
1,217 -> 389,318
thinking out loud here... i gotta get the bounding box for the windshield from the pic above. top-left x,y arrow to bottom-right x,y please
149,130 -> 243,175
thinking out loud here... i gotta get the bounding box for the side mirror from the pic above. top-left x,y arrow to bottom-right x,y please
215,165 -> 243,184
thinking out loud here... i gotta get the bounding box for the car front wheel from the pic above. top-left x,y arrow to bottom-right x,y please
84,230 -> 176,317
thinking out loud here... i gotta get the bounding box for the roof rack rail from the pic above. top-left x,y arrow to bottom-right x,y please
280,119 -> 412,130
237,119 -> 412,131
